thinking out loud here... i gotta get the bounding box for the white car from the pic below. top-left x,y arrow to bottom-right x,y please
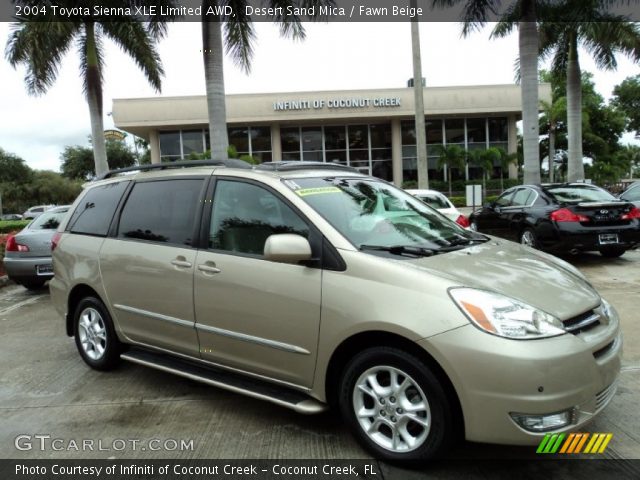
406,189 -> 470,228
22,205 -> 55,220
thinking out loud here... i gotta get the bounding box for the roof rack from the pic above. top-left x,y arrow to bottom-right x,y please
96,159 -> 250,180
255,161 -> 360,173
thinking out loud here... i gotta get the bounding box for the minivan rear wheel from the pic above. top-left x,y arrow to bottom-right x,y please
338,347 -> 453,462
74,297 -> 121,371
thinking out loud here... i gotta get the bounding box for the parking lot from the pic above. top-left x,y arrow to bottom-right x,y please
1,250 -> 639,469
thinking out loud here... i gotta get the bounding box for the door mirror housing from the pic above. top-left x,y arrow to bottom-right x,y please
264,234 -> 312,264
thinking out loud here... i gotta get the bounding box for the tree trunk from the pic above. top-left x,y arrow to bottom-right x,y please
85,23 -> 109,177
448,165 -> 452,198
566,33 -> 584,182
519,2 -> 541,185
411,0 -> 428,188
203,6 -> 229,161
548,123 -> 556,183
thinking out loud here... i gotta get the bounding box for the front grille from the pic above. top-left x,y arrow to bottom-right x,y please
562,310 -> 601,334
595,381 -> 618,412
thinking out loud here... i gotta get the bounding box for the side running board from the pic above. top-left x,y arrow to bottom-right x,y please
121,347 -> 327,415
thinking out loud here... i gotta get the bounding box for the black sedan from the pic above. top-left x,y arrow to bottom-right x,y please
469,183 -> 640,257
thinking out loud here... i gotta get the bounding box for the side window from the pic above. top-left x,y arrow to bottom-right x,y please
622,186 -> 640,202
67,181 -> 130,236
118,179 -> 204,246
511,188 -> 533,207
209,180 -> 309,255
495,190 -> 515,207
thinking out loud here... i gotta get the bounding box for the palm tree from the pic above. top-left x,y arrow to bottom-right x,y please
495,147 -> 519,191
540,98 -> 566,182
469,148 -> 500,198
6,1 -> 169,177
435,0 -> 542,185
201,1 -> 332,161
538,3 -> 640,182
435,145 -> 466,197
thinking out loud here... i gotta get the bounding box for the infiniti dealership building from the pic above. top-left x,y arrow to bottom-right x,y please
112,83 -> 551,186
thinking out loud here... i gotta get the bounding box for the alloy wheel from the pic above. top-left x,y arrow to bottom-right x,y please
77,307 -> 107,361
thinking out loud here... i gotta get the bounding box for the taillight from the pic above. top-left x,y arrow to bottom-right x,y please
5,235 -> 29,252
621,207 -> 640,220
456,214 -> 470,228
51,232 -> 62,251
550,208 -> 589,223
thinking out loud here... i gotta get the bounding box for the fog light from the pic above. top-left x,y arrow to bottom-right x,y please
510,409 -> 574,432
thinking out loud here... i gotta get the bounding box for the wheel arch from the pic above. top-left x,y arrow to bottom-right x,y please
324,330 -> 465,439
66,284 -> 102,336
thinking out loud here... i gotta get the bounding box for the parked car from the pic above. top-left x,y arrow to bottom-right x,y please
406,189 -> 470,228
1,213 -> 23,221
50,162 -> 621,462
22,205 -> 55,220
3,206 -> 70,289
469,183 -> 640,257
619,181 -> 640,208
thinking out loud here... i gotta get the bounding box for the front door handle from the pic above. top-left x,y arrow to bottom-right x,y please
171,257 -> 192,268
198,263 -> 221,274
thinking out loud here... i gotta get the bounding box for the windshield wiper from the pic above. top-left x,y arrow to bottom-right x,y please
359,244 -> 436,257
445,233 -> 490,247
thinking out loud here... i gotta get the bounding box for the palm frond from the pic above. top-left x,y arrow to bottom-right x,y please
78,23 -> 106,110
5,20 -> 77,96
223,0 -> 256,73
101,20 -> 164,91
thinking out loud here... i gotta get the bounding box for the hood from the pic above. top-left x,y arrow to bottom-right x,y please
404,239 -> 600,320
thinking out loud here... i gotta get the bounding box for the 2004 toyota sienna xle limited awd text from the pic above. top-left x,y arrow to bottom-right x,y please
50,160 -> 622,463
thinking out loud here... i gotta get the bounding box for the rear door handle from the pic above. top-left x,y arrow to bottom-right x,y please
198,264 -> 221,274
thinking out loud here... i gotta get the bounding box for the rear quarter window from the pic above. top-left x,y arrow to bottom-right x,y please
67,181 -> 130,236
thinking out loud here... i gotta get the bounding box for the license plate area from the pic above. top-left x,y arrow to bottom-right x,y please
599,234 -> 619,245
36,264 -> 54,275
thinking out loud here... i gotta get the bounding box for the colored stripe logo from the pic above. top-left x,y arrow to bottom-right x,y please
537,433 -> 613,454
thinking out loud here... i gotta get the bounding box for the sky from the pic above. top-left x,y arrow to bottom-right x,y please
0,21 -> 638,172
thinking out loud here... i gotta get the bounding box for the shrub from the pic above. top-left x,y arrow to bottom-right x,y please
0,221 -> 29,234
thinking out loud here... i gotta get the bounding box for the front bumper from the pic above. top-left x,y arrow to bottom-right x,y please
3,255 -> 54,283
422,311 -> 622,445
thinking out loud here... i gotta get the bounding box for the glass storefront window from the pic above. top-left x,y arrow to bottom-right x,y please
182,130 -> 205,156
349,125 -> 368,149
251,127 -> 271,152
281,128 -> 300,153
445,119 -> 465,144
228,127 -> 250,153
370,124 -> 391,149
426,119 -> 443,144
159,131 -> 181,158
401,121 -> 416,145
489,117 -> 508,142
301,127 -> 322,152
326,150 -> 347,164
324,126 -> 346,150
466,118 -> 486,144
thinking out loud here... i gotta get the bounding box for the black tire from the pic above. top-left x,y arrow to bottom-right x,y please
21,279 -> 46,290
73,296 -> 121,371
520,228 -> 538,249
338,347 -> 454,463
599,246 -> 626,258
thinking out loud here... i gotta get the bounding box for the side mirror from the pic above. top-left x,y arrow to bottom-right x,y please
264,234 -> 312,265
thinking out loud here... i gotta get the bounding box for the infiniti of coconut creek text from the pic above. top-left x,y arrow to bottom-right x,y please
14,4 -> 424,20
15,463 -> 378,477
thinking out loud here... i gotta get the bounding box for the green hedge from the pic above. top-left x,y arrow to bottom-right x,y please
402,178 -> 520,193
449,195 -> 498,208
0,220 -> 29,234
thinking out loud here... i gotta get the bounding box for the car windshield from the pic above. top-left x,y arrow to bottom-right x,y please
545,185 -> 616,204
29,209 -> 68,230
285,177 -> 480,252
415,194 -> 450,210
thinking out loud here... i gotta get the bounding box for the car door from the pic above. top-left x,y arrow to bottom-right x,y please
620,184 -> 640,208
99,178 -> 206,357
475,189 -> 516,237
500,187 -> 535,241
193,178 -> 322,388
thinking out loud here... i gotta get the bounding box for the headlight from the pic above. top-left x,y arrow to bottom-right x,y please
449,288 -> 566,339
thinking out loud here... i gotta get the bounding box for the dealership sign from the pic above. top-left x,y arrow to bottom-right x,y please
273,97 -> 401,111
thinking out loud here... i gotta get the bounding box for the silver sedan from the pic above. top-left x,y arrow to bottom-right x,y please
3,206 -> 70,290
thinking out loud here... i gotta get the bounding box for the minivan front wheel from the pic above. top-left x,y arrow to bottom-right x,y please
74,297 -> 121,371
339,347 -> 453,462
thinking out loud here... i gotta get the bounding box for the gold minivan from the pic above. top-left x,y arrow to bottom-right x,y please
50,161 -> 621,462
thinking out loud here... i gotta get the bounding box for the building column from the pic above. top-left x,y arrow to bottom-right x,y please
271,124 -> 282,162
507,115 -> 518,180
391,118 -> 403,187
149,130 -> 161,164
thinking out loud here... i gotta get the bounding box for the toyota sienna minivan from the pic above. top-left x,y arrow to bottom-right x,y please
50,160 -> 622,462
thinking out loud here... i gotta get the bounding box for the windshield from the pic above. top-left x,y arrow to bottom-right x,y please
415,194 -> 451,210
545,185 -> 616,203
29,209 -> 68,230
285,177 -> 479,251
